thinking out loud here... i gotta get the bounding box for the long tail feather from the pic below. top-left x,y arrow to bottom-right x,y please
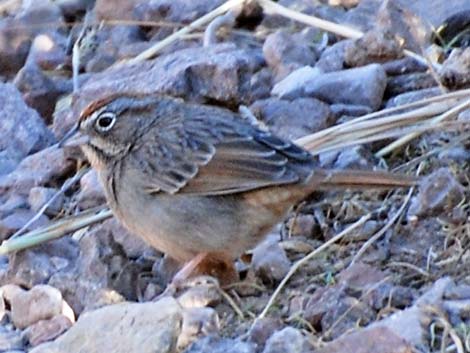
313,169 -> 417,189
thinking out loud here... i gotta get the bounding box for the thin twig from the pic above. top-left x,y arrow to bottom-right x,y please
350,186 -> 414,265
255,213 -> 372,321
203,10 -> 237,47
257,0 -> 433,68
388,261 -> 430,277
10,167 -> 89,240
122,0 -> 246,65
377,98 -> 470,157
257,0 -> 362,39
0,208 -> 112,255
322,277 -> 390,339
218,287 -> 245,319
297,88 -> 470,149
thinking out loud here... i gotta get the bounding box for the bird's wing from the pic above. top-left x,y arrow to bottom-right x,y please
133,104 -> 314,196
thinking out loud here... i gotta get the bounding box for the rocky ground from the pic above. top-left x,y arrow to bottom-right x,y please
1,0 -> 470,352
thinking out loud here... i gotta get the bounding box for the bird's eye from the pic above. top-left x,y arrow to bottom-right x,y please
95,112 -> 116,132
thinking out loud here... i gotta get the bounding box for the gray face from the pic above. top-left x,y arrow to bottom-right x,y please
78,95 -> 161,165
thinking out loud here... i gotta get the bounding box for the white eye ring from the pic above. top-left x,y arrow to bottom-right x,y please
95,112 -> 116,132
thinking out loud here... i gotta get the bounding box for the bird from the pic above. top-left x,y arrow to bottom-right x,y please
60,93 -> 415,286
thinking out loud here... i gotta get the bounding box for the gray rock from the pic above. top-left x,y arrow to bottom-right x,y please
94,0 -> 140,21
408,168 -> 465,217
177,283 -> 221,310
250,98 -> 333,141
75,44 -> 264,111
184,336 -> 256,353
0,152 -> 21,178
319,146 -> 376,170
76,169 -> 106,209
84,25 -> 147,73
342,0 -> 430,51
7,285 -> 64,330
248,68 -> 273,102
287,214 -> 316,238
0,209 -> 49,241
398,0 -> 470,28
337,262 -> 387,291
304,286 -> 345,327
247,318 -> 283,350
315,326 -> 412,353
0,194 -> 28,219
0,83 -> 55,175
30,298 -> 182,353
0,18 -> 31,77
101,218 -> 150,259
262,327 -> 311,353
0,147 -> 73,195
458,109 -> 470,122
382,57 -> 428,76
55,0 -> 95,17
0,0 -> 64,77
315,40 -> 351,73
344,29 -> 404,67
271,66 -> 322,100
305,64 -> 387,110
130,0 -> 225,40
437,147 -> 470,163
26,315 -> 73,347
386,87 -> 442,108
16,0 -> 64,33
323,295 -> 375,339
251,237 -> 291,285
0,327 -> 24,351
366,278 -> 453,348
330,104 -> 372,120
439,47 -> 470,89
444,284 -> 470,300
28,187 -> 64,216
4,238 -> 78,288
263,30 -> 318,80
177,307 -> 220,351
48,220 -> 148,314
366,283 -> 415,311
141,0 -> 222,23
385,72 -> 437,97
52,95 -> 75,140
14,60 -> 68,124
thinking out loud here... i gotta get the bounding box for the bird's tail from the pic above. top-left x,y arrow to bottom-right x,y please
312,169 -> 417,190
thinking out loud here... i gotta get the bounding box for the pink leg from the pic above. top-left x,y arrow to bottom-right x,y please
157,252 -> 239,298
171,252 -> 210,287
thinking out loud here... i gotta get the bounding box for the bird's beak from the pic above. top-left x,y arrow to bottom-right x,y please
58,124 -> 90,148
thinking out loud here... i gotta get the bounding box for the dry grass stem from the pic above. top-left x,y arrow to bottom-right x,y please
255,213 -> 372,321
298,88 -> 470,145
0,208 -> 112,255
350,186 -> 414,265
10,167 -> 89,239
377,97 -> 470,157
121,0 -> 246,65
203,10 -> 237,47
388,261 -> 430,277
297,102 -> 452,154
257,0 -> 431,67
295,89 -> 470,156
321,277 -> 390,339
218,287 -> 245,319
257,0 -> 363,39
